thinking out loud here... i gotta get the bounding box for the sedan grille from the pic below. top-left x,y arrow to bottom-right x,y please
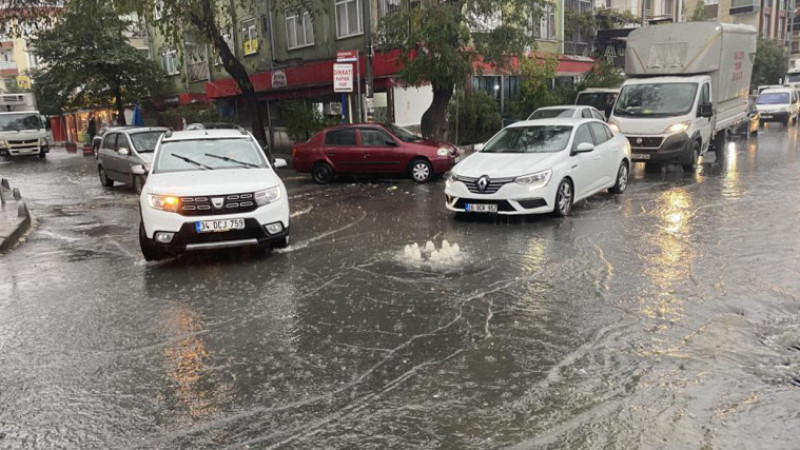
178,193 -> 257,216
455,175 -> 514,194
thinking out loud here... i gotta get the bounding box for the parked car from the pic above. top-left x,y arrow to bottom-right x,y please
528,105 -> 607,121
137,129 -> 290,261
93,125 -> 138,158
735,99 -> 760,137
185,122 -> 242,131
575,88 -> 620,117
292,123 -> 458,184
97,127 -> 169,194
445,118 -> 630,216
756,87 -> 799,126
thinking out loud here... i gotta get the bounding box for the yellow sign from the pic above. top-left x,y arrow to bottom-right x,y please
243,39 -> 258,56
16,76 -> 31,90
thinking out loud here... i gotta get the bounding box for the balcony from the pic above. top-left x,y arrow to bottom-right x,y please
564,41 -> 593,56
186,60 -> 209,82
566,0 -> 593,13
730,0 -> 759,15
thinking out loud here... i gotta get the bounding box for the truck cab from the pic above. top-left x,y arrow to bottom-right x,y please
0,93 -> 50,159
609,75 -> 714,168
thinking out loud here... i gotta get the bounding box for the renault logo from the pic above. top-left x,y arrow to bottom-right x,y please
477,176 -> 490,192
212,197 -> 225,209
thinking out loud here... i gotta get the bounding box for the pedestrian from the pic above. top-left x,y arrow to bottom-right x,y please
604,95 -> 617,120
87,115 -> 97,143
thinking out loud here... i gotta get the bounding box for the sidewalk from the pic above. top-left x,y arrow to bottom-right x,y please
0,179 -> 32,253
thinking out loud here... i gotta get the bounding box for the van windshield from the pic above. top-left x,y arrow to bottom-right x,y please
614,83 -> 698,117
757,93 -> 790,104
0,113 -> 44,132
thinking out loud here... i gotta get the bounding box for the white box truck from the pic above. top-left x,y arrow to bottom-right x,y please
608,22 -> 756,169
0,93 -> 50,159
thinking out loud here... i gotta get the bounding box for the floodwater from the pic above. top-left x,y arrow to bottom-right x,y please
1,128 -> 800,449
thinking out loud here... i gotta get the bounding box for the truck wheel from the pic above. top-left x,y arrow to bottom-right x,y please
714,131 -> 727,160
682,141 -> 700,171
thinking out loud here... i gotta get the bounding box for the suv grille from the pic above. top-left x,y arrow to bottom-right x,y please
178,193 -> 257,216
627,136 -> 663,148
456,175 -> 514,194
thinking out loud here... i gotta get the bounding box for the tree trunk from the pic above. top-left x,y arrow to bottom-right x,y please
420,85 -> 452,140
114,86 -> 126,125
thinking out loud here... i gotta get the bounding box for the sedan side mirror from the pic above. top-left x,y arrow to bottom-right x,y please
273,158 -> 288,169
573,142 -> 595,155
473,142 -> 485,152
131,164 -> 148,175
118,147 -> 130,156
698,103 -> 713,118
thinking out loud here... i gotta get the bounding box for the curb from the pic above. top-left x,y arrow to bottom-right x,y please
0,178 -> 33,253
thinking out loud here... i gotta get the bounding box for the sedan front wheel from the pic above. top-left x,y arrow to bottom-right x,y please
610,161 -> 629,195
553,179 -> 573,217
410,159 -> 433,183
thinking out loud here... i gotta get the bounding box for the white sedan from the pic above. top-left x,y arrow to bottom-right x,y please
445,118 -> 631,216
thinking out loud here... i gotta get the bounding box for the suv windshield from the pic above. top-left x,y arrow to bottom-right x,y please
0,113 -> 44,132
528,109 -> 572,120
154,138 -> 267,173
482,125 -> 572,154
757,93 -> 791,104
383,123 -> 421,142
130,131 -> 166,153
614,83 -> 698,117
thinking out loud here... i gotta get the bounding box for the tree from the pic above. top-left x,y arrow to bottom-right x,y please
689,0 -> 710,22
509,56 -> 563,120
31,0 -> 164,124
375,0 -> 546,139
751,36 -> 788,89
577,60 -> 624,90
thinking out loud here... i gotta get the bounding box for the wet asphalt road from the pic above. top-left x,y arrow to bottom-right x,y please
2,127 -> 800,449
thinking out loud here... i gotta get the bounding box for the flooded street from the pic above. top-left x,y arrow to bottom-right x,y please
2,128 -> 800,449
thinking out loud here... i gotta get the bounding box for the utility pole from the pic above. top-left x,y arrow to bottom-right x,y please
364,0 -> 375,122
788,0 -> 796,70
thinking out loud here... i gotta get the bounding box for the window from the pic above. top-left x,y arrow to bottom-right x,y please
335,0 -> 363,38
592,110 -> 606,121
184,36 -> 209,82
325,129 -> 357,145
763,14 -> 770,37
242,18 -> 258,56
160,46 -> 179,76
589,123 -> 611,144
378,0 -> 401,17
778,18 -> 784,41
361,129 -> 394,147
154,0 -> 164,21
102,134 -> 118,151
581,109 -> 593,118
286,10 -> 314,49
572,125 -> 593,152
533,5 -> 555,40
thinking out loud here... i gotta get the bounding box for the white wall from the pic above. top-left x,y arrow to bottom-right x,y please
392,84 -> 433,128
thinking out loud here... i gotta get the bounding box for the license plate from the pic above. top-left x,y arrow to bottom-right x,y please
631,153 -> 651,160
762,115 -> 773,119
465,203 -> 498,213
195,218 -> 246,233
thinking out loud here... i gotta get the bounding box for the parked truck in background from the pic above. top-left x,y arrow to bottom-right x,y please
608,22 -> 756,170
0,93 -> 50,159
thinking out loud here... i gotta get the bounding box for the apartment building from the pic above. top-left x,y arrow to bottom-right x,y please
683,0 -> 791,43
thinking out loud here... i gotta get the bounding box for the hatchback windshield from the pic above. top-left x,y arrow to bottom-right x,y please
130,131 -> 166,153
757,93 -> 791,104
528,108 -> 572,120
154,138 -> 267,173
0,113 -> 44,132
383,123 -> 421,142
482,126 -> 573,154
614,83 -> 698,117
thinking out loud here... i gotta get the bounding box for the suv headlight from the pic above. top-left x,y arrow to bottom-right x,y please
515,169 -> 552,186
255,186 -> 281,206
147,194 -> 180,212
664,121 -> 691,134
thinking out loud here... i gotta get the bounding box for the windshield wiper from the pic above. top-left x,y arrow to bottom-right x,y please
204,153 -> 259,168
170,153 -> 214,170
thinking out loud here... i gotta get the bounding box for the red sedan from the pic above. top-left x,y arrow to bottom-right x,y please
292,123 -> 458,184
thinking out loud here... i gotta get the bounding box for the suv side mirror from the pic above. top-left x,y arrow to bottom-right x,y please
118,147 -> 130,156
698,103 -> 713,118
573,142 -> 595,154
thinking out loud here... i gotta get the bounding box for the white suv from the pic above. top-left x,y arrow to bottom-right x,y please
137,129 -> 290,261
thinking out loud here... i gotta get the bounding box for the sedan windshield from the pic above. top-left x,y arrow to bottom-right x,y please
614,83 -> 698,117
482,126 -> 572,154
528,108 -> 572,120
154,138 -> 267,173
757,93 -> 791,104
0,113 -> 44,132
383,123 -> 421,142
130,131 -> 166,153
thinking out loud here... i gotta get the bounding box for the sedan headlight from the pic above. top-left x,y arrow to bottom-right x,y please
515,169 -> 552,186
608,122 -> 621,133
147,194 -> 180,212
664,121 -> 691,134
437,147 -> 451,156
255,186 -> 281,206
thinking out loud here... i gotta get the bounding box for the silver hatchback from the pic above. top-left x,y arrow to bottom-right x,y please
97,127 -> 168,194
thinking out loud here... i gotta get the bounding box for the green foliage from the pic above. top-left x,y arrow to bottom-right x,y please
446,91 -> 502,145
593,8 -> 640,30
30,0 -> 164,120
510,56 -> 563,120
564,10 -> 597,44
577,61 -> 624,90
282,100 -> 339,143
690,0 -> 710,21
158,104 -> 232,129
752,36 -> 788,89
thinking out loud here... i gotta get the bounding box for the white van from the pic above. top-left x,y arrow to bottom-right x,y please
0,93 -> 50,158
756,88 -> 799,126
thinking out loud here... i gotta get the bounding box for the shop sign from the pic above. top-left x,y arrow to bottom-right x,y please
271,70 -> 287,88
336,50 -> 358,62
333,64 -> 353,93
